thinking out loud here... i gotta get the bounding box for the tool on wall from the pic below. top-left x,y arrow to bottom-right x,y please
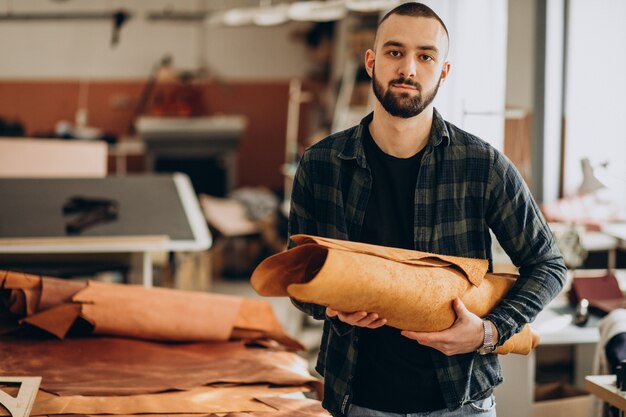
111,10 -> 130,47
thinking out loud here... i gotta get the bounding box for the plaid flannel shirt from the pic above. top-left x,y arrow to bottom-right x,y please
288,109 -> 566,416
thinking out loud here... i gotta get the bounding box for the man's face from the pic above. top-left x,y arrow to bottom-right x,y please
371,65 -> 442,119
365,14 -> 450,119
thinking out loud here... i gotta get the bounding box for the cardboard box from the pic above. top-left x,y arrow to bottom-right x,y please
533,383 -> 592,417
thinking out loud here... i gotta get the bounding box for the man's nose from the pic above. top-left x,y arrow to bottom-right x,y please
398,56 -> 417,78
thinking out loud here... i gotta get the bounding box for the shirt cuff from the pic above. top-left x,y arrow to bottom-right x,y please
484,312 -> 519,347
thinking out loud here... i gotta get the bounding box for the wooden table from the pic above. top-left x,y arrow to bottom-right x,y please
495,296 -> 600,417
585,375 -> 626,412
0,173 -> 211,287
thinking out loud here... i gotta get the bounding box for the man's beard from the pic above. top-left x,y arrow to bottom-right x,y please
372,67 -> 441,118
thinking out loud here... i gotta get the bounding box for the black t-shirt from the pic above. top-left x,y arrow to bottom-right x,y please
351,125 -> 446,413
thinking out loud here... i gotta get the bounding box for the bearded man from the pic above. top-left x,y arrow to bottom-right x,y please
288,2 -> 566,416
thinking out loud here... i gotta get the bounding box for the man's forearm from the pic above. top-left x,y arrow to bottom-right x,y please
485,257 -> 566,345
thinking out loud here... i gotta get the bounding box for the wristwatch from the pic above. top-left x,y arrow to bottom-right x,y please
477,319 -> 496,355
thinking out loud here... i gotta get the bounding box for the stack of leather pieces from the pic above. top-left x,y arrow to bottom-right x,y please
0,383 -> 329,417
0,270 -> 301,349
0,270 -> 329,416
251,234 -> 540,355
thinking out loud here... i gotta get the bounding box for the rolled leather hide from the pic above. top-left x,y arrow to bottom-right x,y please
251,234 -> 539,355
0,270 -> 302,350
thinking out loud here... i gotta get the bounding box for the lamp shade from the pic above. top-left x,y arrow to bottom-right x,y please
578,158 -> 606,195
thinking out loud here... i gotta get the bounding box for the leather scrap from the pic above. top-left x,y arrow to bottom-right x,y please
0,336 -> 317,397
0,270 -> 301,350
22,303 -> 83,339
252,396 -> 332,416
251,234 -> 539,355
2,270 -> 42,316
0,385 -> 310,416
39,277 -> 87,311
40,397 -> 332,417
74,281 -> 241,342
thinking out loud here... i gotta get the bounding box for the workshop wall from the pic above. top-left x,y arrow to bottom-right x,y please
0,0 -> 317,191
0,0 -> 312,80
0,80 -> 304,190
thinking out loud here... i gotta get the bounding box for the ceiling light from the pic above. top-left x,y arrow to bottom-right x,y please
253,4 -> 290,26
288,1 -> 346,22
221,7 -> 258,26
346,0 -> 400,13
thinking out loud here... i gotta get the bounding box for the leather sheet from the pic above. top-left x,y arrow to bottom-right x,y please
0,272 -> 323,416
74,281 -> 241,341
251,234 -> 539,355
251,396 -> 331,416
0,270 -> 301,350
0,385 -> 311,416
38,396 -> 332,417
0,336 -> 317,396
203,397 -> 331,416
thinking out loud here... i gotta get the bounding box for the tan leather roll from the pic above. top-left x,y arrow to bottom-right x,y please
0,270 -> 302,350
251,234 -> 540,355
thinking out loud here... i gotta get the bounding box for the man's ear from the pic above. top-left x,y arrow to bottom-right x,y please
364,49 -> 375,78
439,61 -> 451,85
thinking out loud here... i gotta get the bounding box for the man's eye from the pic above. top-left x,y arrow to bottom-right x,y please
420,54 -> 434,61
388,50 -> 402,57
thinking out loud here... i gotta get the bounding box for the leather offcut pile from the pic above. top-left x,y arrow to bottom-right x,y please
251,234 -> 540,355
0,270 -> 300,349
0,270 -> 328,417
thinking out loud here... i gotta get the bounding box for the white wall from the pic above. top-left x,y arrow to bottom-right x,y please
564,0 -> 626,203
505,0 -> 536,110
425,0 -> 508,151
542,0 -> 565,204
0,0 -> 312,80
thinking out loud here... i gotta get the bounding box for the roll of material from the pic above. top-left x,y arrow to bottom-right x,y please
251,234 -> 539,355
0,270 -> 302,350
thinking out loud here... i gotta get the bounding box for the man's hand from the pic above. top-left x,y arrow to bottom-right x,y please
326,307 -> 387,329
401,297 -> 493,356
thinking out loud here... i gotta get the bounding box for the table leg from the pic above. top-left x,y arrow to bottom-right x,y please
495,351 -> 536,417
142,251 -> 153,288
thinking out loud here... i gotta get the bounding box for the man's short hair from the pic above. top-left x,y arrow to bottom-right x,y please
379,2 -> 449,40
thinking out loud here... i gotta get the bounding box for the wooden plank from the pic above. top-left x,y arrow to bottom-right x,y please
585,375 -> 626,411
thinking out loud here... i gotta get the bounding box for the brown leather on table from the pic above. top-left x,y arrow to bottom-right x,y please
210,397 -> 332,417
1,274 -> 319,414
0,312 -> 19,335
233,299 -> 304,351
251,234 -> 540,355
254,396 -> 332,416
44,399 -> 331,417
39,277 -> 87,311
5,385 -> 310,416
74,281 -> 241,342
2,270 -> 42,315
22,303 -> 84,339
235,299 -> 279,332
0,336 -> 317,396
0,388 -> 329,416
0,270 -> 301,349
54,415 -> 237,417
